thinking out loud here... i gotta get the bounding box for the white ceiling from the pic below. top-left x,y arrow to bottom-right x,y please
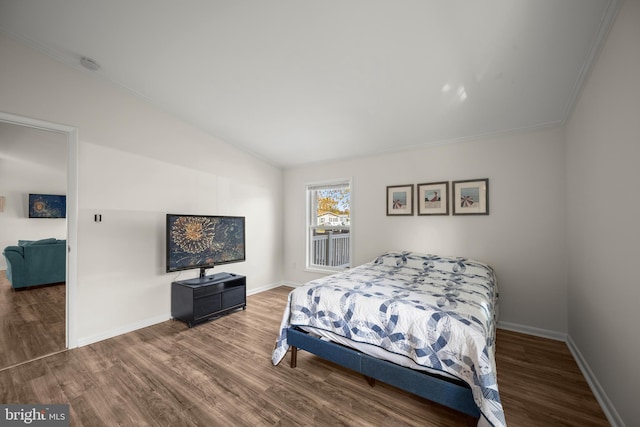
0,0 -> 619,168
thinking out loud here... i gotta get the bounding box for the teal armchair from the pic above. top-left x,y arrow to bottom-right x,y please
3,238 -> 66,289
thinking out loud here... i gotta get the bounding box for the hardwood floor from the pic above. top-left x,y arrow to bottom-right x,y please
0,271 -> 65,369
0,286 -> 609,426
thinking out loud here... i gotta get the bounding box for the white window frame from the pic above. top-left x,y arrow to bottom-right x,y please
305,178 -> 353,273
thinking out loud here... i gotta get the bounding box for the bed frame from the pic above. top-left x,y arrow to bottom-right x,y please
287,327 -> 480,423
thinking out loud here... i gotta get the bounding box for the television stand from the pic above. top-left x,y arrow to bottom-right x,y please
171,273 -> 246,327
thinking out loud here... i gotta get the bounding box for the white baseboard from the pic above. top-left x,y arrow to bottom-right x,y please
566,336 -> 625,427
76,313 -> 171,347
497,320 -> 567,341
77,282 -> 291,347
247,281 -> 291,296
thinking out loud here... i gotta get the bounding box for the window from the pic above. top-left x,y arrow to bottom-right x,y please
306,180 -> 351,272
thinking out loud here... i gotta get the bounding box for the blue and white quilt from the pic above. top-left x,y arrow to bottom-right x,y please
272,251 -> 505,427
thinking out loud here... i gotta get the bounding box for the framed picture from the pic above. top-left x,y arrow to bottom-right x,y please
452,178 -> 489,215
417,181 -> 449,215
386,184 -> 414,216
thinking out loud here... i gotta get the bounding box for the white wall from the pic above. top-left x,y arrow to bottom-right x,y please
565,1 -> 640,425
284,126 -> 568,334
0,123 -> 67,268
0,34 -> 284,344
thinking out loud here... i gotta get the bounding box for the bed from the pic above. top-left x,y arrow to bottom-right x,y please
272,251 -> 505,427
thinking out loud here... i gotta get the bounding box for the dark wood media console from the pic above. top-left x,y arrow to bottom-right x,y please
171,273 -> 246,327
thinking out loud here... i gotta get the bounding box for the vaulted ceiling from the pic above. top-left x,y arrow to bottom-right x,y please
0,0 -> 619,167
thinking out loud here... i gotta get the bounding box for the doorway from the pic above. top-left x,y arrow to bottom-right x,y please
0,112 -> 78,369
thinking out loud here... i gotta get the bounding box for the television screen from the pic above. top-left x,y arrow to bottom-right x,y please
166,214 -> 245,274
29,194 -> 66,218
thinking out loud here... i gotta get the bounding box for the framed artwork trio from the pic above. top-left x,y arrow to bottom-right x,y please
386,179 -> 489,216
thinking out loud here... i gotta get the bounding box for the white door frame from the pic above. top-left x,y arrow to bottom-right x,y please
0,111 -> 78,349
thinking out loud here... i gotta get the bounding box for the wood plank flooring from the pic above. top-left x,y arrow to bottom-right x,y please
0,286 -> 609,426
0,271 -> 65,369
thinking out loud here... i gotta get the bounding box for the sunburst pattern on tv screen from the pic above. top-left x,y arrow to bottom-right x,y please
166,214 -> 245,273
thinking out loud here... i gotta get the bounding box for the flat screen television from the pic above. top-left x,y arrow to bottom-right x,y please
29,193 -> 66,218
166,214 -> 245,277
